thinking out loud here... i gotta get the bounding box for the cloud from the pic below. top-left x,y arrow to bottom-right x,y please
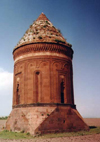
0,68 -> 13,94
0,68 -> 13,116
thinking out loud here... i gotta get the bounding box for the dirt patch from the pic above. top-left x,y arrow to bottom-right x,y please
84,118 -> 100,127
0,134 -> 100,142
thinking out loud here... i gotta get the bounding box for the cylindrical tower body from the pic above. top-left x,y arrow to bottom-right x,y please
6,13 -> 89,134
13,43 -> 74,107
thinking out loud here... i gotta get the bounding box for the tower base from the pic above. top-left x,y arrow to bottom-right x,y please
6,104 -> 89,135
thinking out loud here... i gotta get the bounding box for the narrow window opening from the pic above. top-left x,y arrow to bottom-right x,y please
61,79 -> 64,103
16,83 -> 20,104
35,72 -> 40,102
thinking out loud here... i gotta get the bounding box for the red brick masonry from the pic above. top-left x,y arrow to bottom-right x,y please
6,13 -> 89,135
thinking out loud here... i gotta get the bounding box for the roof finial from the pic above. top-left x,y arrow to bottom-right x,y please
36,13 -> 49,21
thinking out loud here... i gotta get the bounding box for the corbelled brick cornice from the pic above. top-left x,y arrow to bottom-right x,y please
13,42 -> 73,60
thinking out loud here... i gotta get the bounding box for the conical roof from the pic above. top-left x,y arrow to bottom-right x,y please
15,13 -> 71,50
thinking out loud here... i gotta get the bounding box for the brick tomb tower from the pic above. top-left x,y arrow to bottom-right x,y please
6,13 -> 89,135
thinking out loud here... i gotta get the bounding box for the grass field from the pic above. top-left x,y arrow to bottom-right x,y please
0,126 -> 100,139
0,130 -> 33,139
0,118 -> 100,140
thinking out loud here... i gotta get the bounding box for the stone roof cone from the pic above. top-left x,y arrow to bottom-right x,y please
14,13 -> 71,51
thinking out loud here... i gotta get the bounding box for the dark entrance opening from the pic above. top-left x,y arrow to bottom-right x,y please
61,80 -> 64,103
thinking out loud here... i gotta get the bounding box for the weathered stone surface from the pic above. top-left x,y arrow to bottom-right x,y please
14,13 -> 71,51
6,106 -> 89,135
6,13 -> 89,134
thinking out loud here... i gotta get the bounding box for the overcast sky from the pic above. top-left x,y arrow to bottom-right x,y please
0,0 -> 100,118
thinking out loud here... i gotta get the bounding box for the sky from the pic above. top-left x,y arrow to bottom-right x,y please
0,0 -> 100,118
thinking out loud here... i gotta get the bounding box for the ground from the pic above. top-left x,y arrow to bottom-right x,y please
0,118 -> 100,142
0,120 -> 6,131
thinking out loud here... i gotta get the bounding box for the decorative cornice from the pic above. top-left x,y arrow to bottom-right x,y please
13,42 -> 74,60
